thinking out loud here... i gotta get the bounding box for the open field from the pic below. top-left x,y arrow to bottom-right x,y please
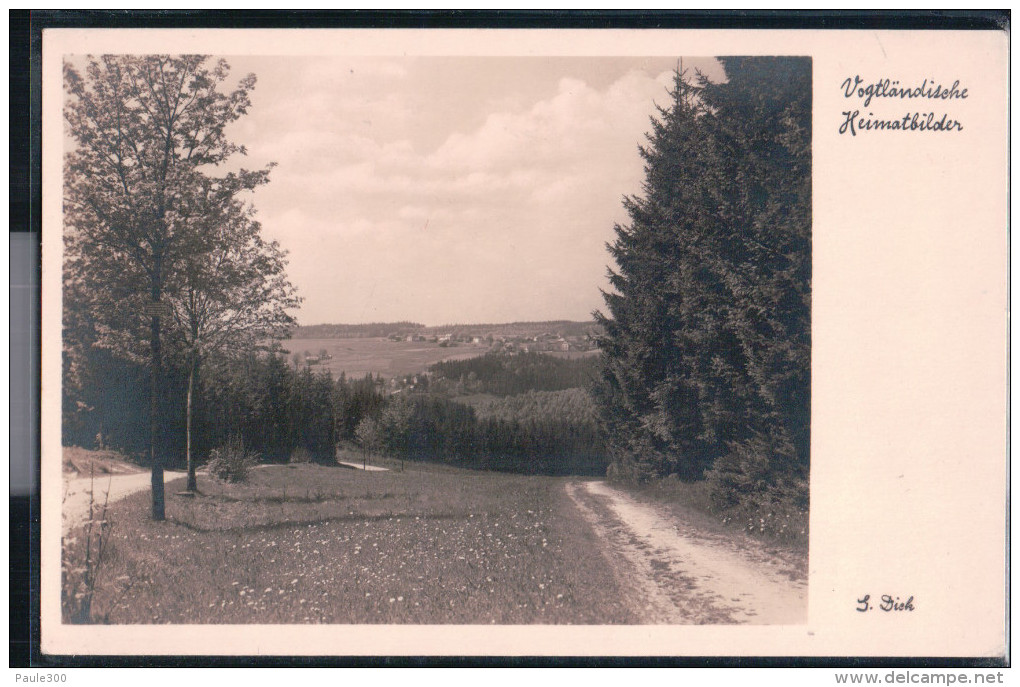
286,337 -> 490,380
63,461 -> 639,624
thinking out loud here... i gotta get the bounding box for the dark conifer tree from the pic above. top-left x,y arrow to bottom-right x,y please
593,57 -> 810,509
594,67 -> 718,481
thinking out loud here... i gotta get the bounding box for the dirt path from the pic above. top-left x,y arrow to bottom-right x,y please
63,470 -> 188,533
566,480 -> 807,625
337,461 -> 390,472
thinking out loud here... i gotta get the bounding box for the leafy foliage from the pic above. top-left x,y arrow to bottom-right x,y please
202,353 -> 339,463
206,438 -> 259,483
288,447 -> 314,464
63,55 -> 272,366
63,55 -> 288,517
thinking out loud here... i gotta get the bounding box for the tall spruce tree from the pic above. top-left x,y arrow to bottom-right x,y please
593,57 -> 810,508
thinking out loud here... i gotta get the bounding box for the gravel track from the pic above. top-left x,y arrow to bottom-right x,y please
62,470 -> 187,533
566,480 -> 807,625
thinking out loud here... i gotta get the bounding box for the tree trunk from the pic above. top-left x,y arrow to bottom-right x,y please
186,351 -> 198,492
150,306 -> 165,521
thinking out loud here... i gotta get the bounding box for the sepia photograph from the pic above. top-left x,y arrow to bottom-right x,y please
58,50 -> 810,627
39,25 -> 1007,659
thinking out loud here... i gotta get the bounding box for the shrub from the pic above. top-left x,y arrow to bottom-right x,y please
605,452 -> 657,484
288,446 -> 313,464
206,438 -> 259,483
705,433 -> 809,547
706,433 -> 808,511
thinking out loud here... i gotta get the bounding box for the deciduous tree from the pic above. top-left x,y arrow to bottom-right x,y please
64,55 -> 274,519
165,192 -> 300,491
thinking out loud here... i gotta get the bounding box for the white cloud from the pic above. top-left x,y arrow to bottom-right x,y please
237,57 -> 702,324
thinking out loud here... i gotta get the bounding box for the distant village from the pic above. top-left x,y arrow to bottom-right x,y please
290,319 -> 601,342
287,320 -> 599,375
287,325 -> 598,373
384,330 -> 595,354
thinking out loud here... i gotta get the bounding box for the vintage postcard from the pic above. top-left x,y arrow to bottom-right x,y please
40,25 -> 1007,658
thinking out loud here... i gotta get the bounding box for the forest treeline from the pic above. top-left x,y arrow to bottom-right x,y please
291,320 -> 600,340
356,391 -> 606,475
66,348 -> 344,463
469,388 -> 600,426
65,348 -> 608,475
426,352 -> 600,396
290,322 -> 425,339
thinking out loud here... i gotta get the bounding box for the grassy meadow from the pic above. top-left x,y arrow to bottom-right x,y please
286,337 -> 490,380
63,459 -> 638,625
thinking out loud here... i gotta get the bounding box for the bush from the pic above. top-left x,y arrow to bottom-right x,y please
705,433 -> 809,547
288,447 -> 313,464
706,433 -> 807,510
206,438 -> 259,483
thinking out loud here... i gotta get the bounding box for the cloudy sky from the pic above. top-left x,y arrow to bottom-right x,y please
220,56 -> 724,326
